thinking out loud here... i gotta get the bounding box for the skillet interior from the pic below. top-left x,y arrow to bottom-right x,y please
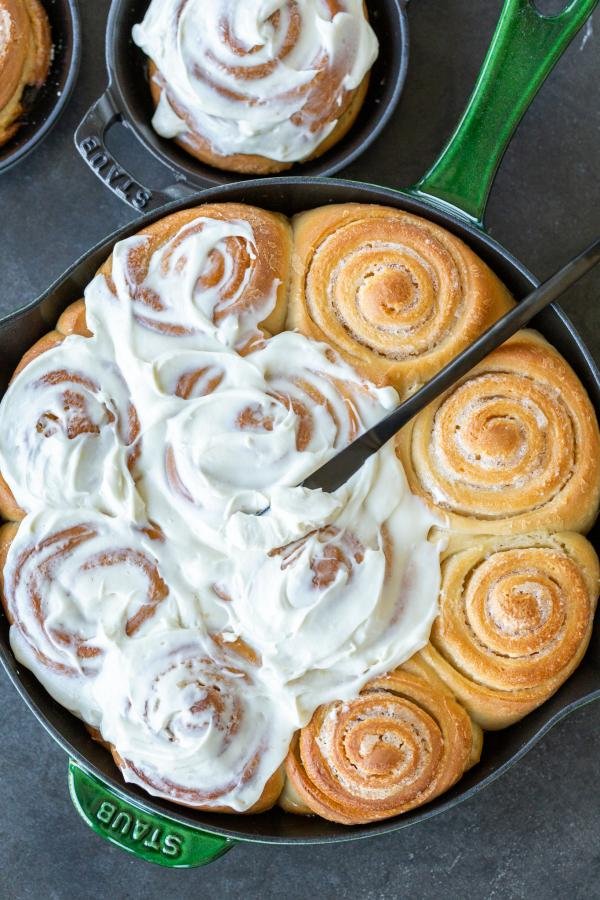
1,178 -> 599,844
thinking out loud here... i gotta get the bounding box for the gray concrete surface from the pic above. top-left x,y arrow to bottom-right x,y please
0,2 -> 599,898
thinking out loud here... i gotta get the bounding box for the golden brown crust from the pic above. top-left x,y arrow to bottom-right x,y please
281,666 -> 482,824
416,531 -> 599,729
0,0 -> 52,146
286,203 -> 515,395
396,329 -> 600,535
56,299 -> 92,337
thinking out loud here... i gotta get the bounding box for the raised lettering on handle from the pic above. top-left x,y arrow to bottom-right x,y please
68,761 -> 233,867
74,90 -> 198,213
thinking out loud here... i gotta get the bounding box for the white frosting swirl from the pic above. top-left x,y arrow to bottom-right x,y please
0,210 -> 442,812
95,631 -> 294,811
132,0 -> 379,163
0,336 -> 141,518
3,509 -> 183,724
87,215 -> 278,361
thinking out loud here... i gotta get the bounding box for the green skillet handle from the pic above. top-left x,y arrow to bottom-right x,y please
68,761 -> 235,868
412,0 -> 598,226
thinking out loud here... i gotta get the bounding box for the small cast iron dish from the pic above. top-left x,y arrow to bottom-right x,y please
0,0 -> 80,174
74,0 -> 409,209
2,0 -> 599,869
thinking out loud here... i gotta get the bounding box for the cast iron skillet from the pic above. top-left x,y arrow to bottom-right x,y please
1,0 -> 599,869
73,0 -> 408,209
0,0 -> 80,174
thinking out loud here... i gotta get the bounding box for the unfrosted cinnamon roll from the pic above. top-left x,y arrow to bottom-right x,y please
281,665 -> 482,824
0,0 -> 51,146
287,204 -> 514,394
132,0 -> 378,174
416,531 -> 599,729
396,330 -> 600,535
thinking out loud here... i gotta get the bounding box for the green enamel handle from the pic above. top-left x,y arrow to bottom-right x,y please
412,0 -> 598,225
68,762 -> 234,868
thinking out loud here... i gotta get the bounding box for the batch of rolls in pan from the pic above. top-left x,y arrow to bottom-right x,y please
0,200 -> 598,824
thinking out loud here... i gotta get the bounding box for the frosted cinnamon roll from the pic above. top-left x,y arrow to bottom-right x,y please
0,510 -> 181,722
132,0 -> 378,174
96,631 -> 287,813
396,330 -> 600,534
0,335 -> 141,519
0,0 -> 51,146
218,442 -> 442,716
86,204 -> 292,360
416,531 -> 599,729
281,666 -> 482,824
138,330 -> 399,546
287,204 -> 514,394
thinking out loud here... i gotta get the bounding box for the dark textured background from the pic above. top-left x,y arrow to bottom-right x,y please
1,2 -> 599,898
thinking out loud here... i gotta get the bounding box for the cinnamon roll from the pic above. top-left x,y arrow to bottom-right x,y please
416,531 -> 599,729
281,666 -> 482,824
86,204 -> 292,359
0,335 -> 141,518
287,204 -> 514,394
396,330 -> 600,535
96,632 -> 286,813
218,442 -> 441,716
132,1 -> 378,174
0,510 -> 180,721
0,300 -> 92,521
137,330 -> 400,546
0,0 -> 51,146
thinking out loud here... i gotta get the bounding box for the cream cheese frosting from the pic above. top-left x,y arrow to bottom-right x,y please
132,0 -> 379,163
0,211 -> 442,812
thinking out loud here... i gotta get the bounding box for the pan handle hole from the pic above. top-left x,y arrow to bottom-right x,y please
533,0 -> 572,16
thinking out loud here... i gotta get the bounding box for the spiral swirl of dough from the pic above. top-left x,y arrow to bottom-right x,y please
416,531 -> 599,729
139,330 -> 397,544
0,336 -> 140,518
98,631 -> 286,812
281,666 -> 482,824
0,510 -> 177,721
396,331 -> 600,534
87,205 -> 292,359
287,204 -> 514,394
0,0 -> 51,146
